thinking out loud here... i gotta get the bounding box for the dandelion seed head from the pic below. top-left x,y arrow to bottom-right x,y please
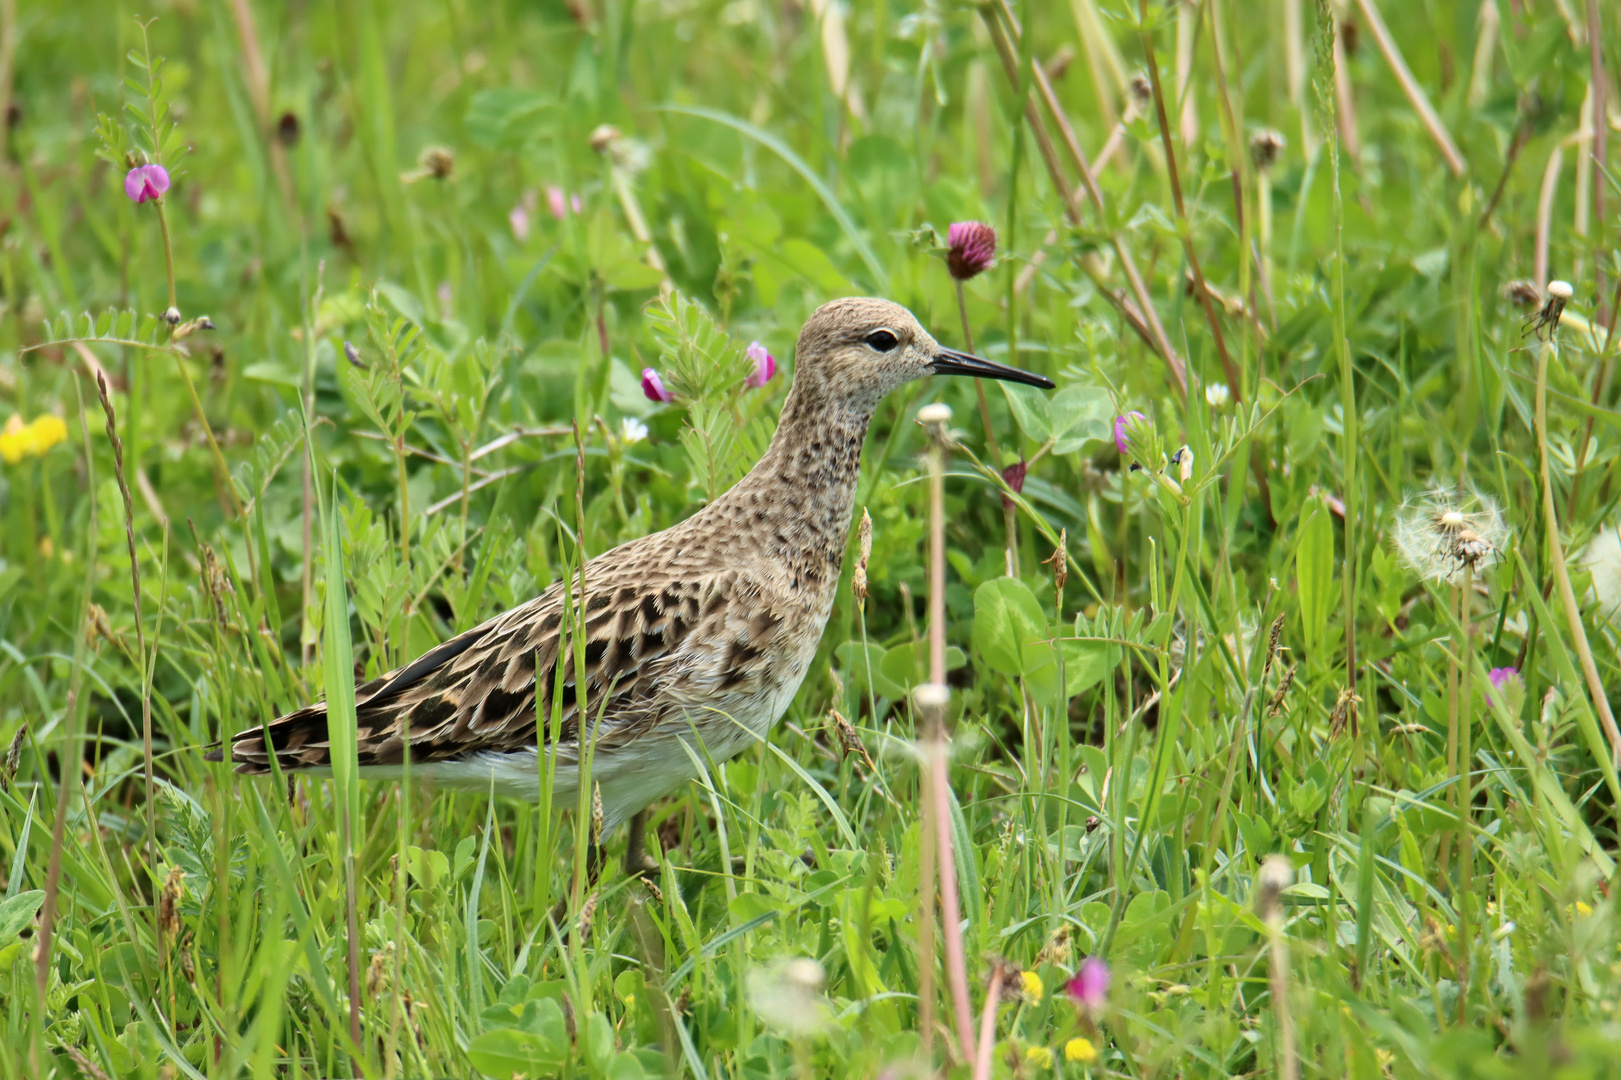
1393,487 -> 1507,583
748,957 -> 831,1037
1579,525 -> 1621,618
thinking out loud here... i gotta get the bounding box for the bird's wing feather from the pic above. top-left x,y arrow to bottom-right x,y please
220,557 -> 788,775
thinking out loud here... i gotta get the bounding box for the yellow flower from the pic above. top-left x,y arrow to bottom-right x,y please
1065,1037 -> 1098,1064
1025,1046 -> 1053,1069
0,415 -> 30,464
28,414 -> 67,453
1576,901 -> 1593,917
0,414 -> 67,464
1021,970 -> 1044,1002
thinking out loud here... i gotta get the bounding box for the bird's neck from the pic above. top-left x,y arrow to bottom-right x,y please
707,383 -> 874,592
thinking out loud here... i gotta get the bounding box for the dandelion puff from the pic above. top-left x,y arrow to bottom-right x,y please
1578,524 -> 1621,618
748,957 -> 832,1038
1392,487 -> 1508,584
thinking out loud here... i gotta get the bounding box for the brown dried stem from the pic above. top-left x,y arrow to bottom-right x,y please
979,4 -> 1187,395
1354,0 -> 1468,176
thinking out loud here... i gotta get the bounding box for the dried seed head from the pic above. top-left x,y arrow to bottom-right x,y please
1128,73 -> 1153,108
578,890 -> 599,940
1249,128 -> 1286,171
1524,280 -> 1572,339
367,941 -> 395,999
417,145 -> 455,180
1261,614 -> 1286,685
1255,854 -> 1293,921
158,866 -> 185,939
1393,487 -> 1508,583
1328,687 -> 1360,739
1503,279 -> 1541,308
1266,664 -> 1297,717
853,508 -> 873,603
1,724 -> 23,791
1045,528 -> 1068,596
828,706 -> 877,772
590,782 -> 604,849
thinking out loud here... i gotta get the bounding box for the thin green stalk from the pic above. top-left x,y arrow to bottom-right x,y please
1534,335 -> 1621,764
32,378 -> 99,1069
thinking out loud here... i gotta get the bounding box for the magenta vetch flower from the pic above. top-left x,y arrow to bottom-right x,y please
547,185 -> 584,219
1485,666 -> 1520,707
641,368 -> 673,404
946,221 -> 997,280
1114,412 -> 1147,455
1067,957 -> 1110,1013
124,164 -> 170,204
745,341 -> 777,388
1000,460 -> 1027,511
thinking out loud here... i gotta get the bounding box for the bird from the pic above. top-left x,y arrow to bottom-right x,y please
211,297 -> 1053,877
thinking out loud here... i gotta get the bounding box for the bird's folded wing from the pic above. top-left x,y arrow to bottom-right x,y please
218,565 -> 786,774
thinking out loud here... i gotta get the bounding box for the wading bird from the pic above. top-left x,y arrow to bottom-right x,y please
211,297 -> 1053,878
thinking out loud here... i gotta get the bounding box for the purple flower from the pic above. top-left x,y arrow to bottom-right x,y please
509,205 -> 530,241
1114,412 -> 1147,455
124,164 -> 170,204
641,368 -> 673,404
946,221 -> 997,280
1486,666 -> 1520,707
745,341 -> 777,388
1066,957 -> 1110,1013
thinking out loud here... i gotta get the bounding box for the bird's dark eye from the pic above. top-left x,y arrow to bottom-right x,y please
864,329 -> 899,353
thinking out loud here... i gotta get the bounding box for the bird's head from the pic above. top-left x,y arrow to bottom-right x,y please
789,297 -> 1053,412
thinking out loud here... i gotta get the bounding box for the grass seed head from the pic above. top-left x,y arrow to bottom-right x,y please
158,866 -> 184,939
2,724 -> 25,791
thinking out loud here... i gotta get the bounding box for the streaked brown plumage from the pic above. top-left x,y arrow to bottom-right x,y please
213,297 -> 1052,851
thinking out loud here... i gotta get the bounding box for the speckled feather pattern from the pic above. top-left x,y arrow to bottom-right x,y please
216,298 -> 952,831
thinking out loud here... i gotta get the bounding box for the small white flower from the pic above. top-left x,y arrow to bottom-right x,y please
1205,382 -> 1230,407
1579,525 -> 1621,618
1392,486 -> 1508,584
620,417 -> 649,445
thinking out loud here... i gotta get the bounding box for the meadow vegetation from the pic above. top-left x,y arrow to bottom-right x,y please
1,0 -> 1620,1076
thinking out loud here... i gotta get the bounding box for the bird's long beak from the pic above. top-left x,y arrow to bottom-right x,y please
930,347 -> 1055,390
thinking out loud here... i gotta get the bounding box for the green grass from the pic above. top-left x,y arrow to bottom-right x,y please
2,0 -> 1621,1077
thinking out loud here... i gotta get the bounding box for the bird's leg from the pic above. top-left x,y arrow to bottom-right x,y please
622,809 -> 658,878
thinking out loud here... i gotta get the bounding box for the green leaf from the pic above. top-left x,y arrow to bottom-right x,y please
879,642 -> 965,695
464,88 -> 556,150
467,1022 -> 568,1077
1002,383 -> 1052,443
1049,386 -> 1116,454
0,891 -> 44,940
972,577 -> 1047,678
658,105 -> 887,290
1295,501 -> 1335,658
323,480 -> 361,844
